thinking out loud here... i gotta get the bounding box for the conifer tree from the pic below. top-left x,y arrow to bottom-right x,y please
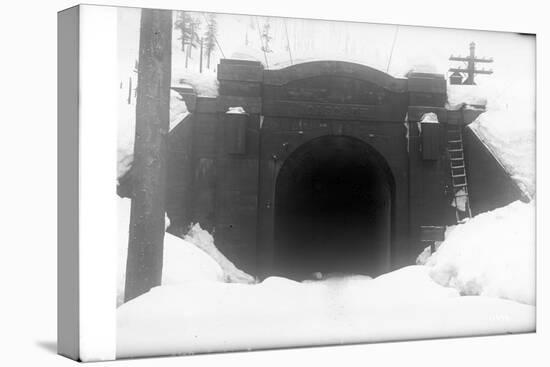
174,11 -> 193,52
187,17 -> 201,59
261,20 -> 273,53
203,13 -> 218,69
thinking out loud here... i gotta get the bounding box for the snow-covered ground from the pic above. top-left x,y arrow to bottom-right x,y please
117,275 -> 533,358
116,196 -> 535,359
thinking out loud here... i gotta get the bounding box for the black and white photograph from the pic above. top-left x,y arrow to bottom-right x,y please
114,4 -> 536,360
4,0 -> 549,366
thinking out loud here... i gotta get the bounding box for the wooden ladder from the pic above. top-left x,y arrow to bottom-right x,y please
447,126 -> 473,223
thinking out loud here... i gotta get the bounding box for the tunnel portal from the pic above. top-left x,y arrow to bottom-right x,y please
164,59 -> 513,278
273,135 -> 393,280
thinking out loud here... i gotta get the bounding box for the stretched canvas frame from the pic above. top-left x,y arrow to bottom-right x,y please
58,3 -> 537,362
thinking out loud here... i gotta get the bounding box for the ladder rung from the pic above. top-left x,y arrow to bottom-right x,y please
448,129 -> 473,224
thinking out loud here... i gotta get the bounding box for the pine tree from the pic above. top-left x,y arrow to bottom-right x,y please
174,12 -> 201,68
174,11 -> 193,52
187,17 -> 201,59
261,20 -> 273,53
203,13 -> 217,69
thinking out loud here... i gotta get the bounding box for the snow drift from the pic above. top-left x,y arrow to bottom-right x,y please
447,83 -> 535,199
117,198 -> 223,305
116,198 -> 535,358
184,223 -> 256,284
117,265 -> 534,359
426,200 -> 536,305
117,198 -> 254,306
470,111 -> 535,198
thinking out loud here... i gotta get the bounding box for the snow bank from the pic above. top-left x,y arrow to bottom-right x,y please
449,80 -> 535,198
184,223 -> 256,284
162,234 -> 224,286
171,69 -> 219,97
230,50 -> 263,63
169,89 -> 189,127
470,111 -> 535,198
117,265 -> 534,358
118,198 -> 255,305
406,63 -> 440,74
117,199 -> 224,306
447,84 -> 488,109
427,200 -> 535,305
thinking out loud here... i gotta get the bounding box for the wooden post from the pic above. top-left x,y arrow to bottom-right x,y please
199,37 -> 204,73
124,8 -> 172,303
189,22 -> 194,59
185,42 -> 190,68
127,77 -> 132,104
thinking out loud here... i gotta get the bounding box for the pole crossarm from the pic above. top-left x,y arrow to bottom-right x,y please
449,56 -> 494,63
448,42 -> 493,85
449,68 -> 493,75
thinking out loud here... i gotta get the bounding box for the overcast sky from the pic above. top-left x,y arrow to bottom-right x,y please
118,7 -> 535,113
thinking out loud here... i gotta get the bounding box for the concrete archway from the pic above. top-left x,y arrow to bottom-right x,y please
273,135 -> 394,280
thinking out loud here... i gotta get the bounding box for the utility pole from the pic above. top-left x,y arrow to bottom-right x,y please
449,42 -> 493,85
124,8 -> 172,303
189,22 -> 194,59
185,40 -> 190,68
127,77 -> 132,104
199,37 -> 204,73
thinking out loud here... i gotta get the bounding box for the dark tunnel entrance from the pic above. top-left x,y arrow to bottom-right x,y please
273,135 -> 394,280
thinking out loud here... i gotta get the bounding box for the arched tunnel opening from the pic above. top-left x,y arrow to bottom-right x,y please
273,135 -> 394,280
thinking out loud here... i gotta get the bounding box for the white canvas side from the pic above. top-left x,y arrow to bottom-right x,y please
78,4 -> 118,362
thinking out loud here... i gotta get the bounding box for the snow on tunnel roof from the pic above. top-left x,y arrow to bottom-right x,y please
446,84 -> 488,110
